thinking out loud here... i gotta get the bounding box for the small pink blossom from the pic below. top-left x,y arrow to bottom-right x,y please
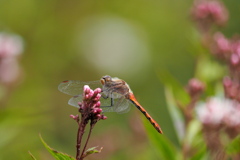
101,115 -> 107,120
70,114 -> 79,121
222,77 -> 240,103
212,32 -> 231,57
230,53 -> 240,66
80,85 -> 106,122
0,32 -> 24,84
191,0 -> 228,31
231,39 -> 240,55
211,33 -> 240,73
196,97 -> 240,126
83,85 -> 90,94
0,33 -> 23,58
223,76 -> 232,88
186,78 -> 205,97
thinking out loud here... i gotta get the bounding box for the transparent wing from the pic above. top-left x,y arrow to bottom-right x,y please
101,96 -> 131,114
60,80 -> 131,114
68,95 -> 82,108
58,80 -> 101,96
68,94 -> 113,109
67,94 -> 131,113
113,97 -> 131,114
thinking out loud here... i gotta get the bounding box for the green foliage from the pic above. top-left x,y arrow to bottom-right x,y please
164,86 -> 184,143
157,70 -> 190,106
185,120 -> 202,147
82,146 -> 103,159
226,135 -> 240,155
144,85 -> 207,160
195,56 -> 225,83
39,135 -> 102,160
188,147 -> 209,160
28,151 -> 37,160
144,117 -> 178,160
0,0 -> 239,159
40,134 -> 75,160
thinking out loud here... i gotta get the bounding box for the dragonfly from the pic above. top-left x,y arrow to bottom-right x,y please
58,75 -> 163,134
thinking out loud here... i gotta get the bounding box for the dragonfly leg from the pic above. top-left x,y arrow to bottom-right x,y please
100,92 -> 116,114
101,94 -> 108,99
100,98 -> 114,108
111,97 -> 114,106
100,92 -> 114,107
100,97 -> 115,113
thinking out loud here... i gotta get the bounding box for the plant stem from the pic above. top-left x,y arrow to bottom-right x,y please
80,124 -> 94,159
76,116 -> 87,160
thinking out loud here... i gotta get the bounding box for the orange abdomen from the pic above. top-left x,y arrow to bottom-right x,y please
128,93 -> 163,134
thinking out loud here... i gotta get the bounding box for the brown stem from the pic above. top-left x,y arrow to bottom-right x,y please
76,115 -> 87,160
80,124 -> 95,159
203,124 -> 227,160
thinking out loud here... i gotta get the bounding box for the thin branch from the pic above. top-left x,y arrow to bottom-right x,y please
80,124 -> 94,159
76,116 -> 87,160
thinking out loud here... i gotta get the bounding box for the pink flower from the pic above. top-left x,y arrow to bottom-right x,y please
0,32 -> 24,84
196,97 -> 240,126
0,33 -> 23,58
212,32 -> 231,57
80,85 -> 107,123
186,78 -> 205,97
191,0 -> 228,31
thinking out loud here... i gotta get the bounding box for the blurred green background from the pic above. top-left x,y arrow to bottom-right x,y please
0,0 -> 239,159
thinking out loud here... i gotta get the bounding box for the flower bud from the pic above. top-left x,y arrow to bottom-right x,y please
230,53 -> 240,66
83,85 -> 90,94
95,101 -> 101,108
101,115 -> 107,120
94,88 -> 102,94
186,78 -> 205,97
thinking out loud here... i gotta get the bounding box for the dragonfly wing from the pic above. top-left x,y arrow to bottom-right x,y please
58,80 -> 101,96
113,97 -> 131,114
101,94 -> 131,113
68,95 -> 82,108
68,94 -> 113,109
101,106 -> 115,112
100,97 -> 129,113
100,97 -> 115,112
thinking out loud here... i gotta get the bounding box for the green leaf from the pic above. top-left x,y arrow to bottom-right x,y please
28,151 -> 37,160
40,134 -> 75,160
157,69 -> 190,106
195,56 -> 225,83
82,146 -> 103,158
185,120 -> 201,146
164,87 -> 184,143
226,135 -> 240,155
189,146 -> 209,160
144,117 -> 178,160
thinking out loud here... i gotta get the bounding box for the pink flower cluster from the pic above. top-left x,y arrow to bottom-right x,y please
190,1 -> 240,158
211,33 -> 240,102
196,97 -> 240,127
78,85 -> 107,124
191,0 -> 228,31
212,33 -> 240,73
0,33 -> 24,84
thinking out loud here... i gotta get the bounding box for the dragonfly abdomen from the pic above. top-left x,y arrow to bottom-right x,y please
128,93 -> 163,134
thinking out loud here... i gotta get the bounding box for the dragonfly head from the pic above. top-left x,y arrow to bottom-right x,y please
101,75 -> 112,85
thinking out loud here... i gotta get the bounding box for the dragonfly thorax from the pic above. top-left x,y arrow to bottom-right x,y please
101,75 -> 132,98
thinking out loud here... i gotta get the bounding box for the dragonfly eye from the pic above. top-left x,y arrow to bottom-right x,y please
101,75 -> 112,84
100,78 -> 105,85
